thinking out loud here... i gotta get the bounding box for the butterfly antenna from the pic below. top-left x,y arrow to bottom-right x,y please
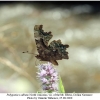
22,51 -> 36,56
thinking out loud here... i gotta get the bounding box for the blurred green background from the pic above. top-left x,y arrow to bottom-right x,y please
0,1 -> 100,93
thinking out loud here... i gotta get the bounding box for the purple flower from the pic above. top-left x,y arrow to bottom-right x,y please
37,69 -> 47,77
37,62 -> 59,93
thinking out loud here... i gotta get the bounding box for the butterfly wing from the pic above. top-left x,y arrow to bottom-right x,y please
49,40 -> 69,60
34,25 -> 53,62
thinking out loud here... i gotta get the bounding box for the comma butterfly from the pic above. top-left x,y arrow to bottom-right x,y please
34,25 -> 69,65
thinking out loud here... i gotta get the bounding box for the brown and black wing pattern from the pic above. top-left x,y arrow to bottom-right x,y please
34,25 -> 69,65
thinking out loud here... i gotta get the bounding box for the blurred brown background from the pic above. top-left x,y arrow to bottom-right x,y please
0,1 -> 100,93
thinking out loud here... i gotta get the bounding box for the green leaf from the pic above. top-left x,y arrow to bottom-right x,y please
58,75 -> 65,93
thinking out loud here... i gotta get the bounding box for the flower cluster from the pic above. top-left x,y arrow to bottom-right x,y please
37,62 -> 59,93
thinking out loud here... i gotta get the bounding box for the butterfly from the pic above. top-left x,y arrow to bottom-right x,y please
34,25 -> 69,65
